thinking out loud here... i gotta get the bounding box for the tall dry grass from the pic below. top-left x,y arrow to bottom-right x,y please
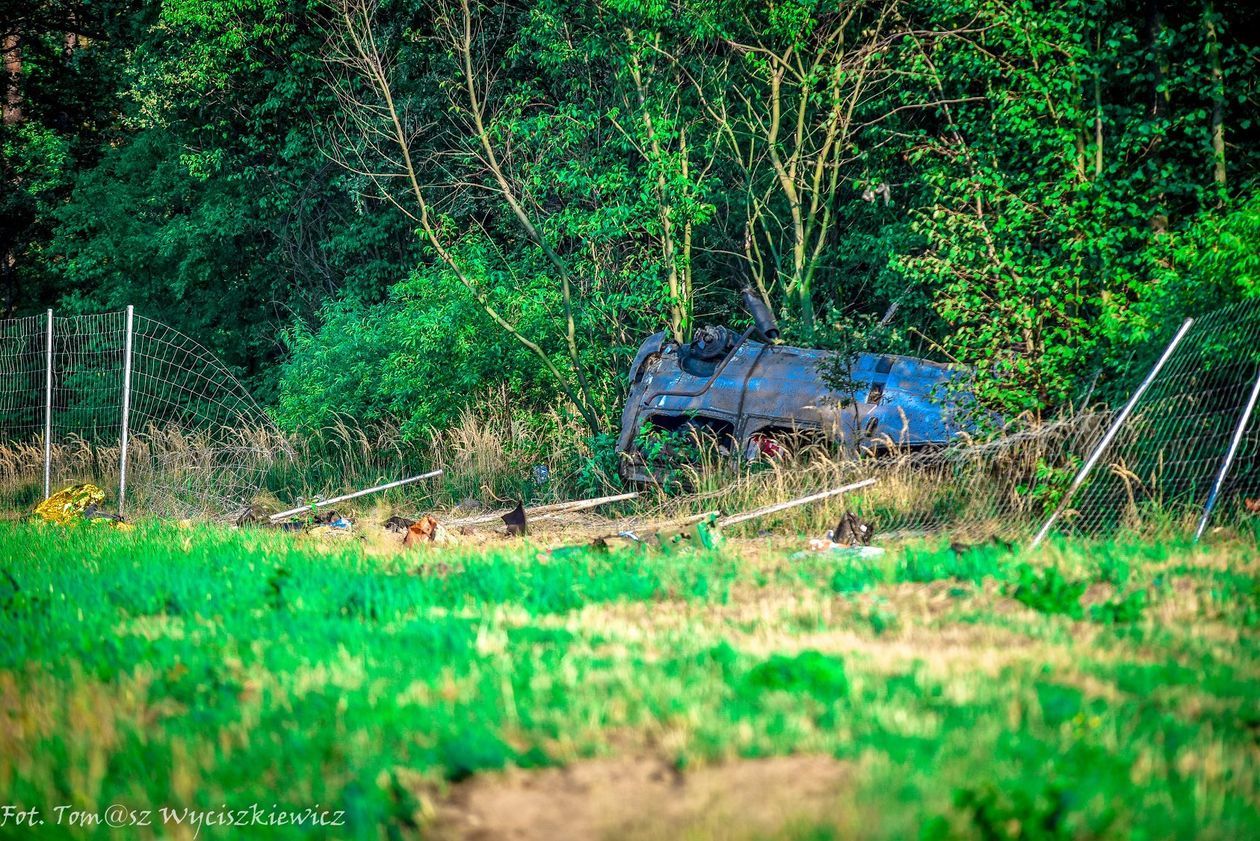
624,412 -> 1116,539
7,400 -> 1214,542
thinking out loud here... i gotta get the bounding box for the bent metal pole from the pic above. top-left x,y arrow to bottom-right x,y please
1030,317 -> 1195,549
269,469 -> 445,522
718,477 -> 877,528
1194,366 -> 1260,542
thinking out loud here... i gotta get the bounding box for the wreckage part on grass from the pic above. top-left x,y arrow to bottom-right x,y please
32,484 -> 132,530
652,513 -> 722,552
830,512 -> 874,546
717,478 -> 877,528
34,484 -> 106,525
502,502 -> 528,536
557,513 -> 721,557
596,510 -> 722,546
403,515 -> 448,547
648,510 -> 723,530
268,469 -> 444,522
384,516 -> 415,533
235,503 -> 278,527
443,491 -> 641,528
803,541 -> 886,557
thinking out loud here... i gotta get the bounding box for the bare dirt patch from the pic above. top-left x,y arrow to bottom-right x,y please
424,753 -> 852,841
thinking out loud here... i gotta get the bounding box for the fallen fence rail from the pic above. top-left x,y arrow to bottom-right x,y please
270,470 -> 444,521
717,478 -> 878,528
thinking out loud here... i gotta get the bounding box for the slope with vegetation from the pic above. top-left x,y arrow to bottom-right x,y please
2,0 -> 1258,450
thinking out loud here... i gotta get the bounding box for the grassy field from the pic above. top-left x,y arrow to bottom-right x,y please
0,522 -> 1257,840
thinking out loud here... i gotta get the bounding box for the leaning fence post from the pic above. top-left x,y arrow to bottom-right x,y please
1194,365 -> 1260,542
43,308 -> 53,500
118,306 -> 135,514
1030,317 -> 1195,549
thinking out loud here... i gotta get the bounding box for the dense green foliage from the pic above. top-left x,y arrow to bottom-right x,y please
1,523 -> 1257,837
2,0 -> 1258,429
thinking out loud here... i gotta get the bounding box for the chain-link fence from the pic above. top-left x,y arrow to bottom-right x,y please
1035,300 -> 1260,542
0,308 -> 282,517
3,300 -> 1258,535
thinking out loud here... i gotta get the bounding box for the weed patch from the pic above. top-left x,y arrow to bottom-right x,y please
897,543 -> 1011,586
742,651 -> 849,700
1010,565 -> 1086,619
1089,590 -> 1147,625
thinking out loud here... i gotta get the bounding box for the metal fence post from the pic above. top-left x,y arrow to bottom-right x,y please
118,306 -> 135,514
1194,366 -> 1260,541
1030,317 -> 1195,549
43,308 -> 53,499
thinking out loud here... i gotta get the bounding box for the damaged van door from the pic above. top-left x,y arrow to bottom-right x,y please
615,289 -> 976,482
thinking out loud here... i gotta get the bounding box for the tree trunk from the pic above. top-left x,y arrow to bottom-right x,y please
1144,0 -> 1165,121
3,34 -> 21,125
1205,3 -> 1226,191
1093,27 -> 1104,177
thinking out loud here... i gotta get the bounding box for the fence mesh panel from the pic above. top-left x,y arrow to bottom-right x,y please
1053,301 -> 1260,538
0,309 -> 280,517
0,314 -> 45,447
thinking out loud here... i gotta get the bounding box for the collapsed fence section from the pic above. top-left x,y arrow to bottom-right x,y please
1038,300 -> 1260,542
636,300 -> 1260,543
0,308 -> 282,517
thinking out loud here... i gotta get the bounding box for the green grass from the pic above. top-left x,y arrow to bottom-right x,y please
1,523 -> 1257,839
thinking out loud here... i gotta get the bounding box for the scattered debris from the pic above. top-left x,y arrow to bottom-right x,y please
805,512 -> 877,553
656,512 -> 722,551
444,492 -> 640,529
610,510 -> 721,545
569,511 -> 724,557
234,503 -> 277,527
34,484 -> 105,525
